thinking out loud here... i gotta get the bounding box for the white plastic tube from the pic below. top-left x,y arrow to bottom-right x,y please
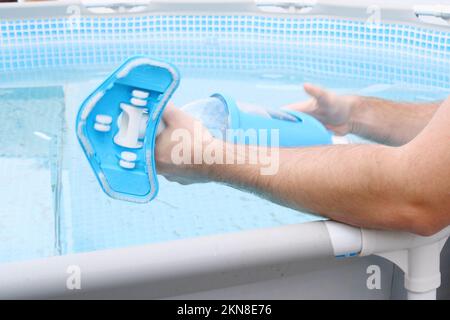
0,222 -> 333,299
407,289 -> 436,300
325,221 -> 362,257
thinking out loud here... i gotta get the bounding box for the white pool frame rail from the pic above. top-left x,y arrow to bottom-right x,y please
0,0 -> 450,300
0,221 -> 448,299
1,0 -> 450,29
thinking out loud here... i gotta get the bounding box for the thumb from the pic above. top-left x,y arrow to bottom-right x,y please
303,83 -> 327,100
162,102 -> 193,126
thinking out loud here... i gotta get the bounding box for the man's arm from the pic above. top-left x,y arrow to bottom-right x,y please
210,143 -> 428,233
210,98 -> 450,235
284,84 -> 440,146
157,99 -> 450,236
350,97 -> 439,146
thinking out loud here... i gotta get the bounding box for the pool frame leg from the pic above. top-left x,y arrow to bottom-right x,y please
377,239 -> 448,300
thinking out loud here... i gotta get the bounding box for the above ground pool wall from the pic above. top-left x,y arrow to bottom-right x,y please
1,1 -> 450,89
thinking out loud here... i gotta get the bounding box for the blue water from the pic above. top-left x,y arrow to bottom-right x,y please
0,65 -> 448,264
2,15 -> 450,264
0,87 -> 64,262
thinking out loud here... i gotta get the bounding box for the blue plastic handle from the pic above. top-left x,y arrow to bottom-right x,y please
212,93 -> 332,147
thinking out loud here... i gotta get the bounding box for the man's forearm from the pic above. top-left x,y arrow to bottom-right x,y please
208,142 -> 425,233
350,97 -> 439,146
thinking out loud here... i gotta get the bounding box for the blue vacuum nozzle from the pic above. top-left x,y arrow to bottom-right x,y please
76,56 -> 180,203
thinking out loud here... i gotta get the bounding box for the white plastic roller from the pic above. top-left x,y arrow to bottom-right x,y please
114,103 -> 148,148
132,90 -> 149,99
119,151 -> 138,169
94,114 -> 113,132
130,97 -> 147,107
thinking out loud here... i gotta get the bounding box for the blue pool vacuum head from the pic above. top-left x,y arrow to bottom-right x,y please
77,56 -> 332,203
76,56 -> 180,203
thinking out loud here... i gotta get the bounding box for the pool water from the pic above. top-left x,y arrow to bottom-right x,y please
1,65 -> 448,264
0,87 -> 64,262
2,15 -> 450,264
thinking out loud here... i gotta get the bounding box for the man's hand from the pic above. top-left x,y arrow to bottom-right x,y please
283,83 -> 359,136
155,103 -> 220,185
284,83 -> 440,145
